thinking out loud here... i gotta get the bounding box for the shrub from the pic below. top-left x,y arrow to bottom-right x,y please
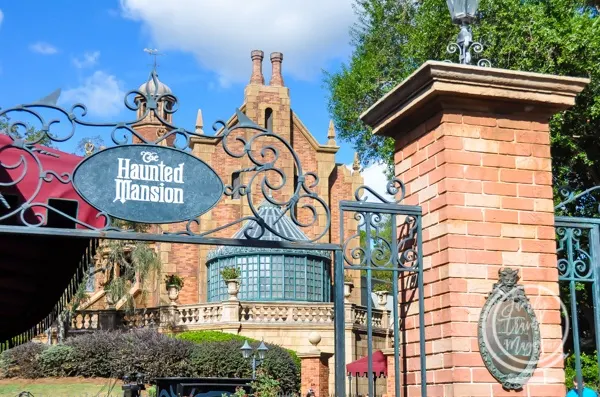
65,329 -> 193,379
373,283 -> 390,293
165,274 -> 184,289
565,351 -> 599,390
176,330 -> 301,373
220,267 -> 241,280
65,330 -> 121,377
176,330 -> 251,344
0,342 -> 47,378
38,345 -> 76,377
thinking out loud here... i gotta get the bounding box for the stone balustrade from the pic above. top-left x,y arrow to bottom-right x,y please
69,301 -> 387,333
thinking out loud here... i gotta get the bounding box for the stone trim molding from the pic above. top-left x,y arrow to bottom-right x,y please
361,61 -> 589,136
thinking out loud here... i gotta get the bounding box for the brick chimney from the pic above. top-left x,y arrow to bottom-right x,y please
270,52 -> 284,86
250,50 -> 264,85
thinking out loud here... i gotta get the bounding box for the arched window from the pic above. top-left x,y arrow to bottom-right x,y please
264,107 -> 273,131
232,171 -> 241,199
163,101 -> 173,120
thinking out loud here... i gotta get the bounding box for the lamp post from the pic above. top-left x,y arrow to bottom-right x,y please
241,340 -> 269,379
445,0 -> 490,67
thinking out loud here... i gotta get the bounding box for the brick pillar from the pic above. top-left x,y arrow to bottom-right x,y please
361,61 -> 588,397
382,348 -> 396,397
299,352 -> 332,397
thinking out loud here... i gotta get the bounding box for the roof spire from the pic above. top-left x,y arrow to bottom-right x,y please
353,153 -> 360,172
195,109 -> 204,134
327,120 -> 336,146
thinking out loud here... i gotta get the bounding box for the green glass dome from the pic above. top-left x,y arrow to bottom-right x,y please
207,201 -> 331,302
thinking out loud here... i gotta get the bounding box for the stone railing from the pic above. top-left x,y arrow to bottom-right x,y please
69,301 -> 387,334
240,302 -> 335,324
176,303 -> 223,327
352,306 -> 386,329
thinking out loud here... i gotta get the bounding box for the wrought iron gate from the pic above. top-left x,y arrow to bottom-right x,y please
335,189 -> 426,397
0,65 -> 427,396
556,188 -> 600,393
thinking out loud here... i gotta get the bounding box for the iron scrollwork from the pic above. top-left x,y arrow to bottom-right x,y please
0,68 -> 330,242
342,178 -> 419,271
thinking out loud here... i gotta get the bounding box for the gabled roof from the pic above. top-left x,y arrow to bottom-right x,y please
207,201 -> 330,260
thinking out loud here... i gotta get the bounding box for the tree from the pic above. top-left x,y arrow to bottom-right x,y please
325,0 -> 600,195
0,114 -> 52,146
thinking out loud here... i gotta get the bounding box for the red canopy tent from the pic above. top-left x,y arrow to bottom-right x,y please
346,350 -> 388,396
0,134 -> 103,228
346,350 -> 388,377
0,135 -> 101,348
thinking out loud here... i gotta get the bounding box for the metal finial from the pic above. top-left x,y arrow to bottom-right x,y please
144,48 -> 163,71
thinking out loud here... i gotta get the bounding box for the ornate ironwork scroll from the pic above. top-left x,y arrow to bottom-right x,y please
337,180 -> 425,397
478,268 -> 541,390
0,68 -> 330,243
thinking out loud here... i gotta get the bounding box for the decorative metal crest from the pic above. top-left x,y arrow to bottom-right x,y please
445,24 -> 491,67
478,268 -> 541,390
0,68 -> 330,243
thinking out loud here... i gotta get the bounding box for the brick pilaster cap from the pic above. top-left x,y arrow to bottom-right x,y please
361,60 -> 589,137
298,351 -> 334,360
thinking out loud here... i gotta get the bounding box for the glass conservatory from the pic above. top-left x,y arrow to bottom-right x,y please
206,202 -> 331,302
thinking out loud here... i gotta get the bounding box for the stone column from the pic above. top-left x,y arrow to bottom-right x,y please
361,61 -> 588,397
299,351 -> 333,397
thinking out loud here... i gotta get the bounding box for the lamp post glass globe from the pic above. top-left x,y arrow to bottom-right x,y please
241,341 -> 252,359
257,341 -> 269,360
446,0 -> 480,24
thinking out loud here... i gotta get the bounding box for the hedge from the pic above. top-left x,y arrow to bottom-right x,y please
175,330 -> 300,393
176,330 -> 301,371
0,329 -> 300,394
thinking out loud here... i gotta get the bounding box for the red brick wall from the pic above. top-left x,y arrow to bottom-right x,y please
301,355 -> 330,397
395,110 -> 564,397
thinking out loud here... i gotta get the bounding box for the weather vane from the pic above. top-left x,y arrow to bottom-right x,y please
143,48 -> 163,71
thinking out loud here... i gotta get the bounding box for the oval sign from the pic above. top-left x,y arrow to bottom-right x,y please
73,145 -> 223,224
478,268 -> 541,390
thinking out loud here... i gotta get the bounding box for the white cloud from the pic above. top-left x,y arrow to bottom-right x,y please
0,10 -> 4,28
30,42 -> 59,55
60,71 -> 126,118
119,0 -> 355,85
346,162 -> 396,203
73,51 -> 101,69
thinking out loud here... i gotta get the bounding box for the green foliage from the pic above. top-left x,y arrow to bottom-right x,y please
177,330 -> 300,394
1,330 -> 299,395
221,267 -> 241,280
565,351 -> 600,391
176,330 -> 253,344
344,273 -> 354,283
95,220 -> 161,312
175,330 -> 301,373
0,114 -> 52,146
165,274 -> 184,289
147,385 -> 157,397
249,372 -> 282,397
0,342 -> 47,378
373,283 -> 391,293
326,0 -> 600,193
38,345 -> 76,377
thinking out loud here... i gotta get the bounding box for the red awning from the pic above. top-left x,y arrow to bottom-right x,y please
0,135 -> 101,348
0,134 -> 103,228
346,350 -> 388,377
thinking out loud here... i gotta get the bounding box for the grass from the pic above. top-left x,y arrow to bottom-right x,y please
0,378 -> 124,397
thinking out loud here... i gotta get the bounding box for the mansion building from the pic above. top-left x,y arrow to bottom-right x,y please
83,50 -> 365,312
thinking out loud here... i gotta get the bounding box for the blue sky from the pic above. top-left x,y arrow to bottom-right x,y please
0,0 -> 392,198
